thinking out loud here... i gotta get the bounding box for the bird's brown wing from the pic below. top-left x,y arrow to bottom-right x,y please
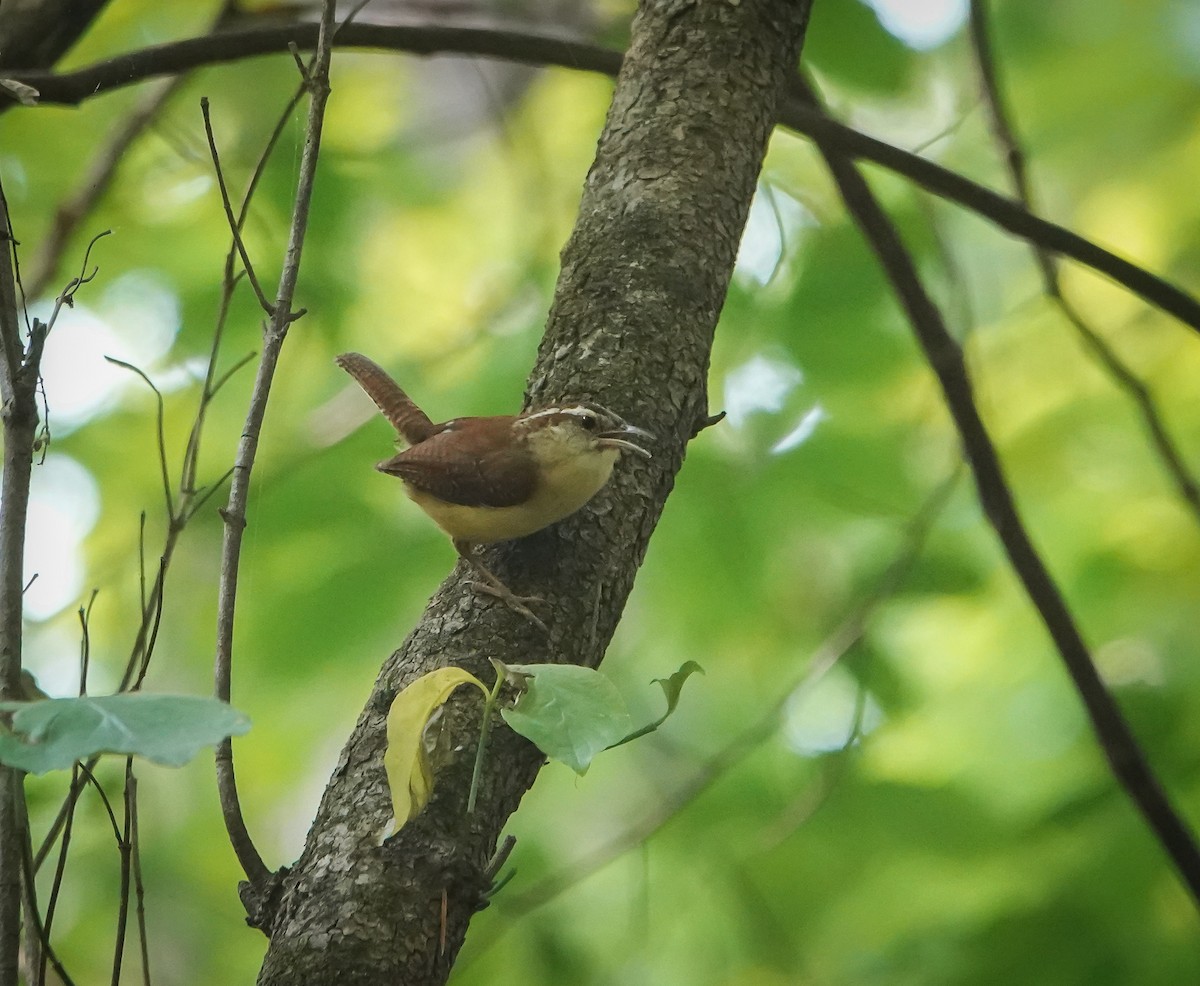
376,416 -> 536,508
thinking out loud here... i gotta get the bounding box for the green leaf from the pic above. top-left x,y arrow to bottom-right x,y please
653,660 -> 705,718
608,660 -> 705,749
0,695 -> 251,774
383,667 -> 489,833
501,664 -> 633,775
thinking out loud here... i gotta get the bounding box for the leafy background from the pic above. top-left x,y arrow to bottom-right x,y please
6,0 -> 1200,982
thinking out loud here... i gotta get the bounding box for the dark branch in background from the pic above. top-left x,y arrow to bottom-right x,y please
802,82 -> 1200,909
2,21 -> 614,106
0,0 -> 112,70
467,471 -> 959,963
213,0 -> 339,892
772,93 -> 1200,338
8,21 -> 1200,340
966,0 -> 1200,525
24,77 -> 179,300
22,0 -> 240,300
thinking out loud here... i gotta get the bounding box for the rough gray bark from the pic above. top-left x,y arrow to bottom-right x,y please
255,0 -> 811,982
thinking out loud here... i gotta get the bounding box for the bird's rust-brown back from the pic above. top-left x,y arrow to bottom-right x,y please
336,352 -> 436,445
377,416 -> 537,508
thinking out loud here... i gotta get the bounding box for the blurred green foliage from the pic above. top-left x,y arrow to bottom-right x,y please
5,0 -> 1200,983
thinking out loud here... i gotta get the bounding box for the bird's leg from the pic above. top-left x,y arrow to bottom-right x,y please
453,540 -> 547,633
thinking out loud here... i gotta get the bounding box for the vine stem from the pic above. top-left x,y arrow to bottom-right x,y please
467,671 -> 506,815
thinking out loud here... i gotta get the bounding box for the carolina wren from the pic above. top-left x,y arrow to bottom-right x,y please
335,352 -> 652,628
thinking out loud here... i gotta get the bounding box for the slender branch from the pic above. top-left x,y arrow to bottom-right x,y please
213,0 -> 338,890
199,98 -> 275,316
17,792 -> 76,986
103,358 -> 176,521
8,22 -> 1200,337
111,762 -> 135,986
38,766 -> 81,976
79,588 -> 98,683
129,775 -> 151,986
42,229 -> 109,336
966,0 -> 1200,524
77,763 -> 124,847
132,560 -> 167,692
811,128 -> 1200,907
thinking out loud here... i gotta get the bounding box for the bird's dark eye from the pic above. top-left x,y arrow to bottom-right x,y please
580,414 -> 597,430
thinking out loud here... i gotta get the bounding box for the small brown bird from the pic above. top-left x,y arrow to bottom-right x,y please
336,352 -> 652,627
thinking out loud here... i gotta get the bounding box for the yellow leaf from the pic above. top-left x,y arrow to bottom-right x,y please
383,666 -> 488,834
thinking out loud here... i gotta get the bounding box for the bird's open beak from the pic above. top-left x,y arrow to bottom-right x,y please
598,424 -> 654,459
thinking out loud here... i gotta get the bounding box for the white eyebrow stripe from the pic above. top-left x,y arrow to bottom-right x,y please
521,404 -> 618,424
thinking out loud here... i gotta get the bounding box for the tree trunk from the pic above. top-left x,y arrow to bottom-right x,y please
255,1 -> 811,982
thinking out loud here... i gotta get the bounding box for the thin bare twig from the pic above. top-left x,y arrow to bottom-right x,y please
130,775 -> 151,986
213,0 -> 339,890
79,589 -> 98,695
138,512 -> 147,628
200,98 -> 275,316
111,761 -> 135,986
103,358 -> 175,521
810,126 -> 1200,908
38,765 -> 81,981
18,791 -> 76,986
181,86 -> 300,497
967,0 -> 1200,525
78,764 -> 123,848
43,230 -> 110,336
132,560 -> 167,692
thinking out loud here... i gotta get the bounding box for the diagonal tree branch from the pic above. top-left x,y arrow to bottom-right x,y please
967,0 -> 1200,525
809,109 -> 1200,909
773,90 -> 1200,337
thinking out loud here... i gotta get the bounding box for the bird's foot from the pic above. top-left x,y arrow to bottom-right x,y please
469,580 -> 548,633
